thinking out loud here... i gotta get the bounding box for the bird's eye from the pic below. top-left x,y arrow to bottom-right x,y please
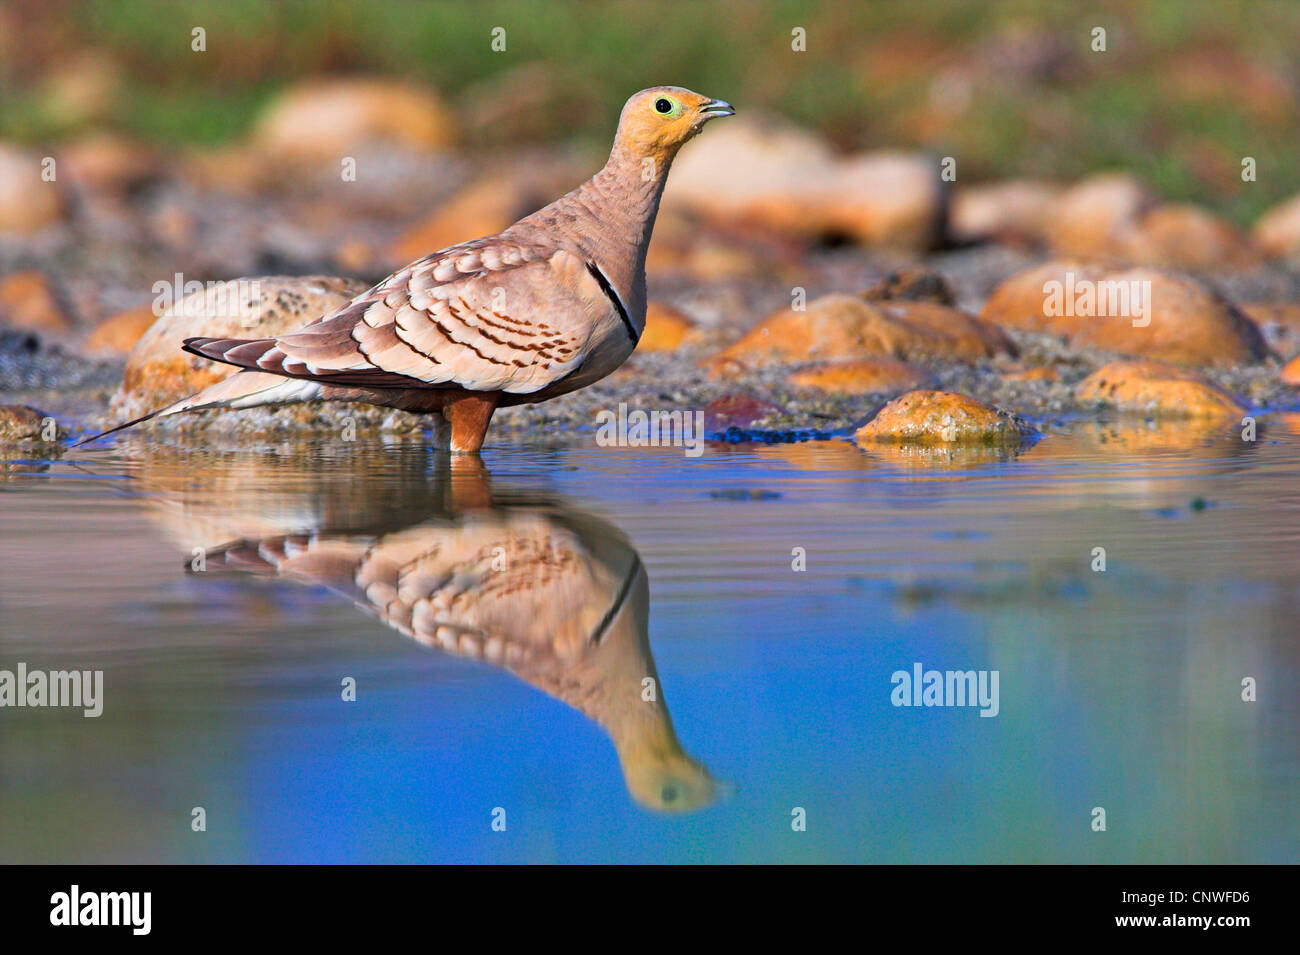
653,96 -> 680,117
661,785 -> 680,803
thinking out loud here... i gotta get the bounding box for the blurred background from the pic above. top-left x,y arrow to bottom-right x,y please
3,1 -> 1299,864
3,0 -> 1300,361
2,0 -> 1296,215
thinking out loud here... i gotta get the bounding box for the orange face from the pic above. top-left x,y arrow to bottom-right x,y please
615,86 -> 734,158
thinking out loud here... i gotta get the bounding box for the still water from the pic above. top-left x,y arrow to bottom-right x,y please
1,421 -> 1297,862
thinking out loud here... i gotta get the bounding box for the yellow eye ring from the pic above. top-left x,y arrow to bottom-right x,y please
652,95 -> 683,118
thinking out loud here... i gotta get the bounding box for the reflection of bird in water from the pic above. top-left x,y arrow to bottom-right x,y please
169,453 -> 721,812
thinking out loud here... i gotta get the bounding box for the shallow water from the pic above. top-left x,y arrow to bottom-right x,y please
1,421 -> 1297,863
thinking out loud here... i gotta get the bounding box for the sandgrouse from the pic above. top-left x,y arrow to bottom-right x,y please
79,87 -> 734,452
182,463 -> 722,812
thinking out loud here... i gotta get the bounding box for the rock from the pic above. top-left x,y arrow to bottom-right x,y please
816,152 -> 944,249
664,112 -> 837,222
1240,302 -> 1300,353
59,132 -> 159,194
1002,365 -> 1060,383
714,293 -> 1013,368
180,144 -> 270,194
1042,175 -> 1250,266
84,305 -> 157,355
663,114 -> 941,249
0,404 -> 46,442
644,209 -> 783,280
112,275 -> 367,418
699,355 -> 751,381
1280,355 -> 1300,387
638,302 -> 696,352
0,145 -> 64,233
703,393 -> 782,432
251,78 -> 459,163
1074,360 -> 1245,417
788,358 -> 937,395
0,272 -> 73,333
861,265 -> 954,305
385,174 -> 544,265
39,53 -> 123,127
1122,204 -> 1254,268
1253,192 -> 1300,259
854,390 -> 1030,445
979,261 -> 1268,367
676,239 -> 768,280
950,179 -> 1062,245
1046,172 -> 1155,258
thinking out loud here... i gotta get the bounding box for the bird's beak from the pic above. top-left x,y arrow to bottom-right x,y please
698,99 -> 735,120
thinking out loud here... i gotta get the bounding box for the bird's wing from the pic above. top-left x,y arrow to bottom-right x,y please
186,240 -> 624,395
197,514 -> 620,663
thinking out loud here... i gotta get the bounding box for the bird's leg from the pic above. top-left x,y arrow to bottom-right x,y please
442,391 -> 499,454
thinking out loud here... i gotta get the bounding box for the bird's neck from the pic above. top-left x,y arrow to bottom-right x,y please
561,141 -> 676,319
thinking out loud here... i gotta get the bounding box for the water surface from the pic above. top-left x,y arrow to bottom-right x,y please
1,422 -> 1297,862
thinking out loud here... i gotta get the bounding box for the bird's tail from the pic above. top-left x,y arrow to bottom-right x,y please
71,371 -> 322,448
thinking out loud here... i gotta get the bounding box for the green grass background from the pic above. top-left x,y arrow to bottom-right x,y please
1,0 -> 1295,222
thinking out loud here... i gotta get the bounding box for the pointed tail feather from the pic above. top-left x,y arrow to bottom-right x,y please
182,336 -> 279,370
70,371 -> 322,449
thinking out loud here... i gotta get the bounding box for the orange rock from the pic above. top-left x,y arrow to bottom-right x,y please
1122,204 -> 1254,268
861,265 -> 954,305
1002,366 -> 1060,383
788,358 -> 937,395
979,261 -> 1268,367
663,115 -> 941,250
715,293 -> 1013,368
251,78 -> 459,163
385,175 -> 546,265
1242,302 -> 1300,358
112,276 -> 367,418
59,132 -> 158,194
0,145 -> 64,233
854,390 -> 1028,445
664,112 -> 836,222
680,240 -> 766,280
699,355 -> 751,381
1253,192 -> 1300,259
0,272 -> 72,333
815,152 -> 944,249
180,144 -> 270,194
638,302 -> 695,352
1046,172 -> 1155,258
1074,360 -> 1245,417
1241,302 -> 1300,338
1280,355 -> 1300,386
950,179 -> 1062,245
84,305 -> 157,355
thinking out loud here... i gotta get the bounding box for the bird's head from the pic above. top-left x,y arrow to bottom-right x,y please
615,86 -> 734,161
623,747 -> 731,813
